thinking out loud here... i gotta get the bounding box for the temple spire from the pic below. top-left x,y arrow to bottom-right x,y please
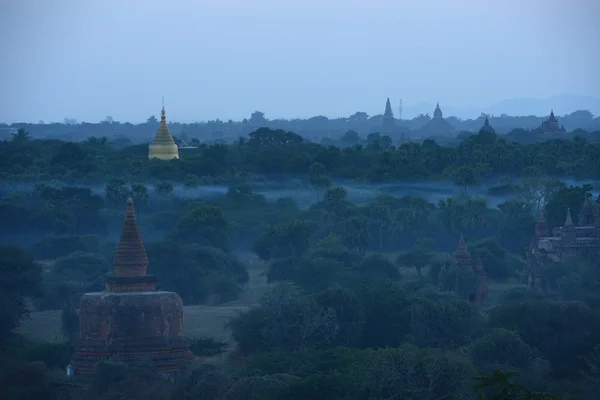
484,116 -> 490,127
535,207 -> 549,237
113,198 -> 149,277
578,195 -> 594,225
475,256 -> 488,305
149,101 -> 179,160
433,102 -> 443,119
456,233 -> 469,255
476,256 -> 485,274
453,233 -> 472,267
564,207 -> 574,227
384,97 -> 393,116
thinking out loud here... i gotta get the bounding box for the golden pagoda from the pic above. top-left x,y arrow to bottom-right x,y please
149,103 -> 179,160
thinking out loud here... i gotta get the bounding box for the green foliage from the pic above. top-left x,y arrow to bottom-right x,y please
3,130 -> 600,399
249,345 -> 473,400
104,178 -> 130,209
489,300 -> 600,380
174,204 -> 230,252
146,240 -> 247,304
409,298 -> 484,349
544,184 -> 592,229
253,219 -> 312,261
472,368 -> 562,400
0,246 -> 43,345
498,287 -> 546,305
0,360 -> 53,400
314,285 -> 365,347
451,164 -> 480,194
13,342 -> 74,370
61,303 -> 79,342
469,329 -> 537,370
439,264 -> 478,300
37,251 -> 109,310
32,234 -> 101,260
469,238 -> 522,281
187,337 -> 228,357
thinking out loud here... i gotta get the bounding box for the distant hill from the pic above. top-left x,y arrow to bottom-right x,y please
402,95 -> 600,119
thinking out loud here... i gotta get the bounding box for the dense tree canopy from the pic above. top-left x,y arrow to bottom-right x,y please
1,128 -> 599,399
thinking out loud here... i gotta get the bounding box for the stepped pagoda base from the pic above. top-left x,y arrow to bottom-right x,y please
71,291 -> 194,376
104,274 -> 158,292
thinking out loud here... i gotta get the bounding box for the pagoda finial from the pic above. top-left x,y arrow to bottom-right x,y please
433,102 -> 443,119
484,115 -> 490,126
113,198 -> 149,277
538,207 -> 546,222
476,256 -> 485,273
454,233 -> 471,260
384,97 -> 393,116
535,207 -> 549,237
564,207 -> 574,227
126,197 -> 134,214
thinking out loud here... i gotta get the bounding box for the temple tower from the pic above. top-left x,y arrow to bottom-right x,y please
535,208 -> 549,237
562,208 -> 576,239
452,234 -> 472,268
71,199 -> 192,376
451,234 -> 487,306
382,97 -> 395,133
475,256 -> 488,305
149,102 -> 179,160
480,115 -> 496,135
578,196 -> 595,226
595,195 -> 600,231
433,102 -> 443,119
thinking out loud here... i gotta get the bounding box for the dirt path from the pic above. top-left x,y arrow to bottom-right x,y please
18,262 -> 270,344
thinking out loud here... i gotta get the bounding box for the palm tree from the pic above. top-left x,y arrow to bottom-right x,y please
11,128 -> 30,142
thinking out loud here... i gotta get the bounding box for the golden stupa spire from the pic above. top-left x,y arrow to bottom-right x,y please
149,97 -> 179,160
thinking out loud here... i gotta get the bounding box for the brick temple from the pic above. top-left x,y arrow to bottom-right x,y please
70,198 -> 193,375
448,234 -> 488,306
526,195 -> 600,288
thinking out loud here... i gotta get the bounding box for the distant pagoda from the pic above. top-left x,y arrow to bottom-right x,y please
382,97 -> 396,133
149,102 -> 179,160
526,195 -> 600,288
71,198 -> 192,375
479,115 -> 496,135
450,234 -> 488,306
538,109 -> 566,134
420,102 -> 455,135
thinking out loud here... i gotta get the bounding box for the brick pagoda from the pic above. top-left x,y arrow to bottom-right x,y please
70,198 -> 193,375
450,234 -> 488,306
526,195 -> 600,288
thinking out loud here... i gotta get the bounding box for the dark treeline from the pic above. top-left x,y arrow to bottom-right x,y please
1,126 -> 600,399
3,126 -> 600,187
2,109 -> 600,145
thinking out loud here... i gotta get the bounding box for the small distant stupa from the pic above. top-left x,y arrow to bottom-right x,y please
382,97 -> 396,133
420,102 -> 455,135
149,99 -> 179,160
479,115 -> 496,135
539,109 -> 566,134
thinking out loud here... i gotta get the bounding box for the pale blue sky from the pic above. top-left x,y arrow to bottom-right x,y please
1,0 -> 599,123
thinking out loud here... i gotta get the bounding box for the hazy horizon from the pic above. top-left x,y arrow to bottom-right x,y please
1,0 -> 599,124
